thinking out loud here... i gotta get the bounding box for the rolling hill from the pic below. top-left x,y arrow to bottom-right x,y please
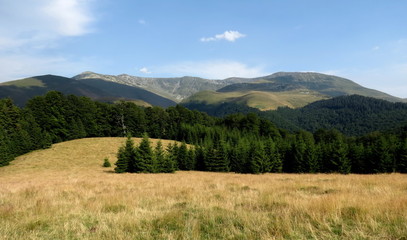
183,89 -> 329,111
183,72 -> 405,110
0,75 -> 176,107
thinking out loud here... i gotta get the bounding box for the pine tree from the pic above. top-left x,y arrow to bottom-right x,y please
186,147 -> 196,170
244,141 -> 266,174
348,142 -> 366,173
114,136 -> 135,173
229,145 -> 243,173
264,139 -> 283,173
166,143 -> 179,171
334,140 -> 351,174
136,133 -> 155,173
205,140 -> 229,172
177,142 -> 189,170
155,140 -> 175,173
195,146 -> 206,171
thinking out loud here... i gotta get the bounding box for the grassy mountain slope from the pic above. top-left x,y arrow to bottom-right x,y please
0,75 -> 176,107
77,78 -> 176,107
184,72 -> 404,110
0,75 -> 110,107
1,137 -> 406,239
73,71 -> 256,102
183,89 -> 329,110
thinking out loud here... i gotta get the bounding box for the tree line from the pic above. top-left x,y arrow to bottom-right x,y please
1,91 -> 407,173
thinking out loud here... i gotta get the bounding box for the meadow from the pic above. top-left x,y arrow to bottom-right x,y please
0,138 -> 406,239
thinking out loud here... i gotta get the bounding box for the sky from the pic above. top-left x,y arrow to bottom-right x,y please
0,0 -> 406,98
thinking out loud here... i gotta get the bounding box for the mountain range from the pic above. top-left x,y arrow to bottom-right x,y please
0,71 -> 405,108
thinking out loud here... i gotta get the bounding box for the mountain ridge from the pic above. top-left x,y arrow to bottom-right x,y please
1,71 -> 405,109
0,74 -> 176,107
182,72 -> 405,110
73,71 -> 257,102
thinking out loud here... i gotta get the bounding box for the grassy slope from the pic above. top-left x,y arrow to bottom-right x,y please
184,90 -> 328,110
0,75 -> 176,107
1,138 -> 407,239
0,78 -> 45,88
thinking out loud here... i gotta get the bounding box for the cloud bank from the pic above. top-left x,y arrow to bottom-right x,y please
200,31 -> 246,42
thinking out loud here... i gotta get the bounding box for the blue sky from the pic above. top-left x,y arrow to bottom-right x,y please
1,0 -> 406,97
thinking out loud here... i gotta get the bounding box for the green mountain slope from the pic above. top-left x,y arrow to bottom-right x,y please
0,75 -> 176,107
221,72 -> 402,102
183,72 -> 404,110
183,89 -> 329,110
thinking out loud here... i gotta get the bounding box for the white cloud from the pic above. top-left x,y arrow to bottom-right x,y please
0,0 -> 95,81
138,19 -> 146,25
158,60 -> 267,79
0,0 -> 94,41
200,31 -> 246,42
42,0 -> 94,36
139,67 -> 151,74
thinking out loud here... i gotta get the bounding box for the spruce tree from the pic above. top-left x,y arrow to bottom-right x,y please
264,139 -> 283,173
155,140 -> 175,173
205,140 -> 229,172
177,142 -> 189,170
246,141 -> 266,174
194,146 -> 206,171
136,133 -> 155,173
115,136 -> 135,173
115,146 -> 128,173
166,143 -> 179,171
334,140 -> 351,174
186,147 -> 196,170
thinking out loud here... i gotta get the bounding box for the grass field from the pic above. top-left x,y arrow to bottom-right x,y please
1,138 -> 406,239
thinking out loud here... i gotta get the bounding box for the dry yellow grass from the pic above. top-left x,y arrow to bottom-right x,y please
1,138 -> 407,239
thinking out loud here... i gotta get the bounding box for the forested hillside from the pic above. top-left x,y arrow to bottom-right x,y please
1,91 -> 406,173
183,95 -> 407,136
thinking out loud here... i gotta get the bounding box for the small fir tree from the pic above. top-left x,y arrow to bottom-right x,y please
103,157 -> 111,167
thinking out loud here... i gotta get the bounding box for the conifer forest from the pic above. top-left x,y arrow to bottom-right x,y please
1,91 -> 407,174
